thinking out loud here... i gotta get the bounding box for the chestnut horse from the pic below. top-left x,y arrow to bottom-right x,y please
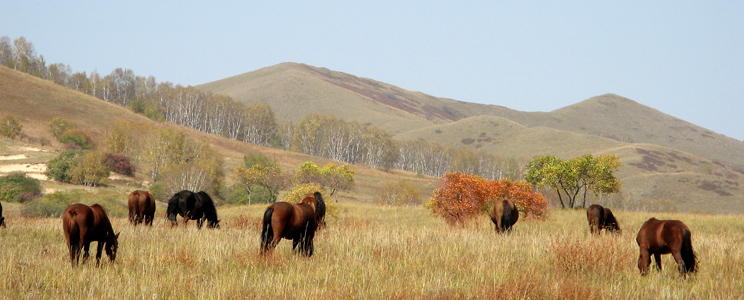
128,190 -> 156,226
0,201 -> 5,228
586,204 -> 621,234
261,192 -> 325,256
636,218 -> 697,277
489,199 -> 519,233
62,203 -> 119,267
166,190 -> 220,228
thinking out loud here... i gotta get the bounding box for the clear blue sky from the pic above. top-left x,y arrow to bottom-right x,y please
3,1 -> 742,141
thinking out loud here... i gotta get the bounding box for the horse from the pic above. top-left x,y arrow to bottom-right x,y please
128,190 -> 156,226
489,199 -> 519,233
261,191 -> 326,256
62,203 -> 120,267
166,190 -> 220,228
586,204 -> 621,234
0,201 -> 5,228
636,217 -> 697,277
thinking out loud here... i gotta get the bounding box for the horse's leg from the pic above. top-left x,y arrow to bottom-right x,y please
671,250 -> 687,277
82,242 -> 91,265
638,248 -> 651,276
95,241 -> 104,267
292,238 -> 301,253
653,253 -> 662,271
197,217 -> 204,229
68,239 -> 79,267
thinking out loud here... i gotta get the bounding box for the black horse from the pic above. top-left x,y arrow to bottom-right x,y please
0,201 -> 6,228
166,190 -> 220,228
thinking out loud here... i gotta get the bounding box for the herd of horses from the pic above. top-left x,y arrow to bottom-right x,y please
1,193 -> 696,277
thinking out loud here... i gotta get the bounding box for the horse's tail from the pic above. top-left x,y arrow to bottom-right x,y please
500,200 -> 514,230
681,229 -> 697,274
313,191 -> 327,227
260,207 -> 274,252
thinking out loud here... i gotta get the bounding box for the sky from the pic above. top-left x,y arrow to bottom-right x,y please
2,1 -> 743,141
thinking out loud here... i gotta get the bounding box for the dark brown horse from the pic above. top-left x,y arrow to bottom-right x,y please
586,204 -> 621,234
62,203 -> 120,267
0,201 -> 5,228
261,192 -> 325,256
636,218 -> 697,277
128,190 -> 156,226
489,199 -> 519,233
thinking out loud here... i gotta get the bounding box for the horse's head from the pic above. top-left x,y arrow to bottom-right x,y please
207,219 -> 221,228
105,232 -> 120,262
0,216 -> 5,228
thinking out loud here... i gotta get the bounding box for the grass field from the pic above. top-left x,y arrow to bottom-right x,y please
1,203 -> 743,299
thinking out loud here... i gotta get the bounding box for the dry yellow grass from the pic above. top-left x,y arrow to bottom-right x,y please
1,204 -> 743,299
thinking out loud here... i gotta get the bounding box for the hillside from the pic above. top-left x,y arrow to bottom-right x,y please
197,63 -> 744,213
198,63 -> 744,171
0,66 -> 438,204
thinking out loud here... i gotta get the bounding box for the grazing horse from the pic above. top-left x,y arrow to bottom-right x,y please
489,199 -> 519,233
62,203 -> 119,267
0,201 -> 5,228
166,190 -> 220,228
261,192 -> 326,256
586,204 -> 621,234
128,190 -> 156,226
636,218 -> 697,277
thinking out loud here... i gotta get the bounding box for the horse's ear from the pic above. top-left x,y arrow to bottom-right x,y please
115,232 -> 120,239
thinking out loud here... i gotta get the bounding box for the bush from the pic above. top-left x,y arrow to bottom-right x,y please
377,181 -> 423,206
0,172 -> 43,202
45,149 -> 81,183
104,153 -> 136,176
48,117 -> 77,139
69,151 -> 110,187
23,190 -> 80,217
59,129 -> 94,149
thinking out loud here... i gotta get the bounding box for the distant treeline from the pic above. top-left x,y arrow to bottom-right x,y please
1,35 -> 526,180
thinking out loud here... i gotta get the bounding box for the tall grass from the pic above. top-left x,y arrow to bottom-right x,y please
1,205 -> 743,299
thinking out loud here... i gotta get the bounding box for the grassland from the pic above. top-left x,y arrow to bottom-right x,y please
1,203 -> 743,299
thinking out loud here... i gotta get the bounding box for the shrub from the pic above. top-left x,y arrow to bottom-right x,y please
23,190 -> 80,217
45,149 -> 81,183
59,129 -> 95,149
377,181 -> 423,206
104,153 -> 136,176
48,117 -> 77,139
0,172 -> 43,202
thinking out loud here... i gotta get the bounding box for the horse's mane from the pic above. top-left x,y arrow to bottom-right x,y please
313,191 -> 326,223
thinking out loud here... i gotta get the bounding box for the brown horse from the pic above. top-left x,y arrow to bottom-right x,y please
586,204 -> 621,234
636,218 -> 697,277
261,192 -> 325,256
128,190 -> 156,226
62,203 -> 120,267
490,199 -> 519,233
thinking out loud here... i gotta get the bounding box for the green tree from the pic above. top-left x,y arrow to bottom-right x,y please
294,162 -> 355,196
0,115 -> 22,140
234,163 -> 290,203
525,154 -> 622,208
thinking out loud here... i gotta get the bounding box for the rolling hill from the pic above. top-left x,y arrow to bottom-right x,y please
0,66 -> 437,204
197,62 -> 744,213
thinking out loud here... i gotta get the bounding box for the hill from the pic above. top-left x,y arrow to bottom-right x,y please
198,63 -> 744,213
0,66 -> 437,204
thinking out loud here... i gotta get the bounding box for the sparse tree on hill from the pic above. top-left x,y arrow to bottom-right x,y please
48,117 -> 78,140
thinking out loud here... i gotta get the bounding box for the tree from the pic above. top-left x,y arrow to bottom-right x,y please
293,162 -> 355,196
234,161 -> 290,203
69,151 -> 110,187
488,179 -> 548,219
0,115 -> 22,140
45,149 -> 81,183
525,154 -> 622,208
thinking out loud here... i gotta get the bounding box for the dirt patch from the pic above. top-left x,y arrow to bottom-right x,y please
0,154 -> 28,160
